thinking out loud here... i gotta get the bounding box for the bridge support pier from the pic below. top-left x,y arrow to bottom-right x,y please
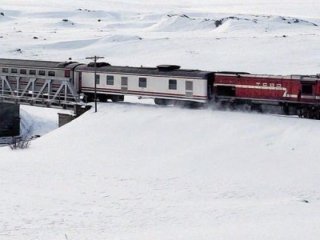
0,103 -> 20,137
58,104 -> 91,127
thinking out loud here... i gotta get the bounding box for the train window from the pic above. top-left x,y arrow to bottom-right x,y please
2,68 -> 8,73
139,77 -> 147,88
20,69 -> 27,74
216,86 -> 236,97
169,79 -> 177,90
276,84 -> 282,88
186,81 -> 193,91
11,68 -> 18,74
95,74 -> 100,84
29,70 -> 36,75
302,84 -> 313,95
48,71 -> 55,77
39,70 -> 46,76
263,83 -> 268,87
106,75 -> 114,85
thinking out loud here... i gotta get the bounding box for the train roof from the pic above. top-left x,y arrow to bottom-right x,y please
0,58 -> 76,69
77,64 -> 213,78
216,72 -> 320,81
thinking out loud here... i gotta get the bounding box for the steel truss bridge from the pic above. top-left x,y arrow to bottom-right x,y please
0,73 -> 81,108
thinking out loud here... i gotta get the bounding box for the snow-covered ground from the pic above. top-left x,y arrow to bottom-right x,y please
0,0 -> 320,239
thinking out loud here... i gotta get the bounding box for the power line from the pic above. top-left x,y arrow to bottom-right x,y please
85,56 -> 104,113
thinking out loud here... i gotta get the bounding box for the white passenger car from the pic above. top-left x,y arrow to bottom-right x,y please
75,64 -> 213,106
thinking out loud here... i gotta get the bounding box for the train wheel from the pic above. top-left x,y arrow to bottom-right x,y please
315,110 -> 320,120
242,104 -> 251,112
111,95 -> 124,102
283,104 -> 289,115
154,98 -> 167,105
302,108 -> 311,119
98,95 -> 108,102
188,102 -> 204,109
85,94 -> 94,102
178,101 -> 203,108
251,104 -> 262,113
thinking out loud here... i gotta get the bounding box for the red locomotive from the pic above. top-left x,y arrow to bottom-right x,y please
213,72 -> 320,118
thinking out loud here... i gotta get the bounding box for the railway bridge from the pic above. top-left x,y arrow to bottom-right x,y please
0,72 -> 80,107
0,71 -> 87,139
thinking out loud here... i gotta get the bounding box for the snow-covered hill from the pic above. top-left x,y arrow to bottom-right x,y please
0,0 -> 319,73
0,1 -> 320,239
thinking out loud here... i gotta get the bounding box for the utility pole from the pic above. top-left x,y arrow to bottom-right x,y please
86,56 -> 104,112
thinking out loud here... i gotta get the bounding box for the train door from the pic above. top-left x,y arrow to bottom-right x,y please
185,81 -> 193,98
121,76 -> 128,92
300,81 -> 316,101
207,74 -> 214,100
78,71 -> 82,93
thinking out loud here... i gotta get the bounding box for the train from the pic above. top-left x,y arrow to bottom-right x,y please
0,58 -> 320,119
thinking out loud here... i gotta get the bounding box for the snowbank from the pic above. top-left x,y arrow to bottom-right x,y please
0,0 -> 319,239
1,103 -> 320,239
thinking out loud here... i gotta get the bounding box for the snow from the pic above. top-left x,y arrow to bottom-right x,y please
20,105 -> 72,138
2,104 -> 320,239
0,0 -> 320,239
1,1 -> 319,73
